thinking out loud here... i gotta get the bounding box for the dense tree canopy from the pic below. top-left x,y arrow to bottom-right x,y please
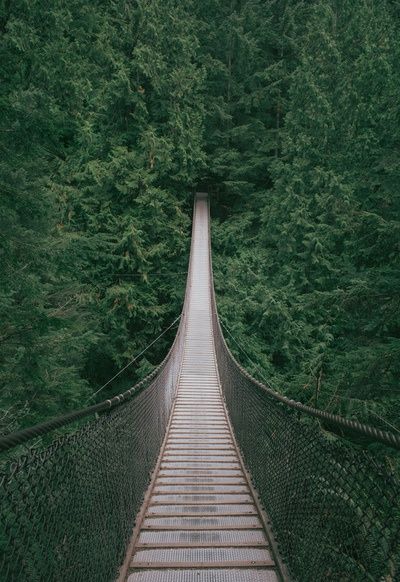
1,0 -> 399,439
0,0 -> 203,431
209,0 -> 400,437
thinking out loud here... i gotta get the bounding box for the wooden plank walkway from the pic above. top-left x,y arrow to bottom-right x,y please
121,195 -> 283,581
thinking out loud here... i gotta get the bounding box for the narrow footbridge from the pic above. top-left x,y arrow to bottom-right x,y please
1,194 -> 399,582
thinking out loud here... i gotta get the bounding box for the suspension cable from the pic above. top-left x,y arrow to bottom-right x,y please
215,313 -> 400,450
220,317 -> 400,435
219,317 -> 281,390
0,314 -> 182,454
88,315 -> 181,402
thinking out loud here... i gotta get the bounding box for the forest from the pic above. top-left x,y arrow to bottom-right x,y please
1,0 -> 399,441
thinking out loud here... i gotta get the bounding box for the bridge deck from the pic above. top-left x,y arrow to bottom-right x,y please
123,196 -> 281,581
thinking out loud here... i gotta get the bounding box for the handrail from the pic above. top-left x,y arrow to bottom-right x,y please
0,199 -> 200,455
207,196 -> 400,451
0,333 -> 176,454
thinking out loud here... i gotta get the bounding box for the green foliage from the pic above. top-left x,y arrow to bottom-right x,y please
1,0 -> 399,442
0,0 -> 204,432
211,0 -> 400,438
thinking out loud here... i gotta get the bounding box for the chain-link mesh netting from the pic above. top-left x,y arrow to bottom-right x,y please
0,315 -> 185,582
211,292 -> 400,581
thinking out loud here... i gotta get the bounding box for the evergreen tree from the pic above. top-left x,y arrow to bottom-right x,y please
212,0 -> 400,435
0,0 -> 204,431
1,0 -> 399,440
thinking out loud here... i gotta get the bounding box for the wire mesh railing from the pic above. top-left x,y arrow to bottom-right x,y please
208,234 -> 400,579
0,312 -> 186,581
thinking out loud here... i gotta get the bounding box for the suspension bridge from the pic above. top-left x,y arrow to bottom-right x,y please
1,193 -> 399,581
